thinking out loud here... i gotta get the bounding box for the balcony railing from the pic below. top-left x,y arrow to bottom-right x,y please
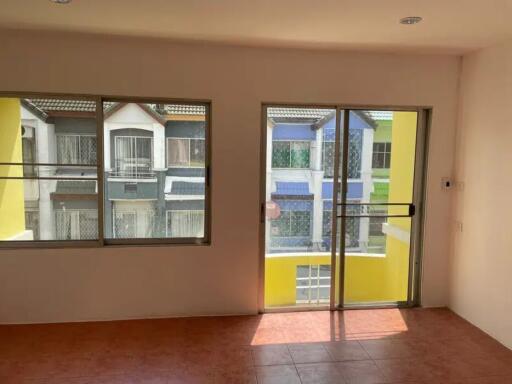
109,158 -> 155,179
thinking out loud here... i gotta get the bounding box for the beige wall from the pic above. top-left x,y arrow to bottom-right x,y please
450,40 -> 512,349
0,30 -> 459,323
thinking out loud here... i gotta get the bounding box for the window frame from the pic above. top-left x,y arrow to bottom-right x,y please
166,137 -> 206,168
165,209 -> 205,238
270,208 -> 312,238
372,142 -> 392,169
271,139 -> 311,169
0,92 -> 212,248
55,133 -> 98,166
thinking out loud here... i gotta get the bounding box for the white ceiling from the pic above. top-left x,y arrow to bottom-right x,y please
1,0 -> 511,54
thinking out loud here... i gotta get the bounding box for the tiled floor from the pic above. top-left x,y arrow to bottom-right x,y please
1,308 -> 511,383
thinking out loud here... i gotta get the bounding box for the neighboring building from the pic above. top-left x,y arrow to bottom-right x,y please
265,108 -> 376,254
265,111 -> 418,308
2,99 -> 206,241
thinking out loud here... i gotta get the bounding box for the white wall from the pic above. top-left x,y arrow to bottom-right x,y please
0,30 -> 460,323
450,40 -> 512,349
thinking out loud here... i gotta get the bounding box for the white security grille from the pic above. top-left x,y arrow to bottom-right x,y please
55,209 -> 98,240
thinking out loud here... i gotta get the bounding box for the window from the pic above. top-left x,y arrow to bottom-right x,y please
372,142 -> 392,169
22,136 -> 36,176
114,136 -> 153,178
57,135 -> 97,165
322,141 -> 335,177
0,96 -> 99,243
167,138 -> 205,167
296,265 -> 331,304
322,208 -> 332,238
271,210 -> 311,237
113,208 -> 156,239
166,210 -> 204,237
103,99 -> 209,244
272,141 -> 310,169
0,95 -> 210,246
55,210 -> 98,240
369,215 -> 387,236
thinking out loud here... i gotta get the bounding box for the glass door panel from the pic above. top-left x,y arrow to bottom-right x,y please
342,110 -> 419,306
263,106 -> 337,309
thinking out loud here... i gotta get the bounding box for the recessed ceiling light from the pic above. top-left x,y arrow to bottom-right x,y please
400,16 -> 423,25
50,0 -> 72,4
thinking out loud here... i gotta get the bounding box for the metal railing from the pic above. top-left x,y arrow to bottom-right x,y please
108,158 -> 155,179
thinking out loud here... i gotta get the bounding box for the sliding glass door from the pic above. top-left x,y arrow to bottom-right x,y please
262,106 -> 426,310
338,110 -> 424,307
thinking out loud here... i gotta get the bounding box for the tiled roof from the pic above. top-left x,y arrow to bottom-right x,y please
165,105 -> 206,115
368,111 -> 393,120
268,108 -> 333,119
23,99 -> 205,116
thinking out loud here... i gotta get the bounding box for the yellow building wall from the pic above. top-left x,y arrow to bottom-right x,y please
0,98 -> 26,240
265,112 -> 418,308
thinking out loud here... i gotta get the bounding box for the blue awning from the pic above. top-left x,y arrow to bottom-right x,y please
322,181 -> 363,200
275,181 -> 312,196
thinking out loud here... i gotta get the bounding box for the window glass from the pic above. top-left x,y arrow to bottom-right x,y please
104,101 -> 208,241
0,97 -> 210,245
0,97 -> 98,242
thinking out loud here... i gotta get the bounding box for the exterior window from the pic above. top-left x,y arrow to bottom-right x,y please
57,135 -> 97,165
55,210 -> 98,240
167,138 -> 205,167
22,136 -> 36,176
322,208 -> 332,238
114,136 -> 153,178
369,215 -> 387,236
25,210 -> 39,240
271,210 -> 311,237
0,96 -> 210,246
272,141 -> 310,169
372,142 -> 392,169
113,209 -> 156,239
322,141 -> 335,177
166,210 -> 204,238
296,265 -> 331,304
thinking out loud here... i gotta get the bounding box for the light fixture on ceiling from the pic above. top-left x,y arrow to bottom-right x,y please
400,16 -> 423,25
50,0 -> 72,4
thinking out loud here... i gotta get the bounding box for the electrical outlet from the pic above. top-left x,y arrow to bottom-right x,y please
455,221 -> 463,232
441,177 -> 453,190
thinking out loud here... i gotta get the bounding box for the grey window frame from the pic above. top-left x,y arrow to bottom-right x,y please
0,92 -> 212,248
166,137 -> 206,168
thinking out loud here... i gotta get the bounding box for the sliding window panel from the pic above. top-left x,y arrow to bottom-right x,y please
102,100 -> 210,243
0,96 -> 99,244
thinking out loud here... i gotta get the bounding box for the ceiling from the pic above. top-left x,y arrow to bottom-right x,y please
1,0 -> 511,54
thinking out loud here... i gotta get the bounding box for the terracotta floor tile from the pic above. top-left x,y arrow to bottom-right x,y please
359,338 -> 431,360
1,308 -> 510,384
255,364 -> 301,384
288,343 -> 333,364
335,360 -> 389,384
296,362 -> 345,384
251,345 -> 293,366
323,341 -> 371,362
374,358 -> 437,382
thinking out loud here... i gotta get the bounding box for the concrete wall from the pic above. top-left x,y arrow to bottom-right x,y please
450,40 -> 512,349
0,29 -> 459,323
